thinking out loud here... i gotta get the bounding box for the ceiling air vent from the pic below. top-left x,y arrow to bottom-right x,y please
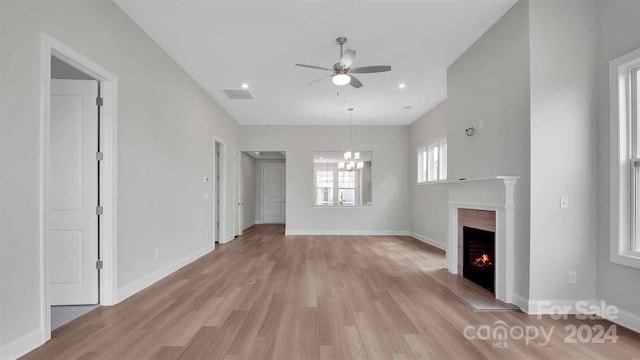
222,89 -> 253,100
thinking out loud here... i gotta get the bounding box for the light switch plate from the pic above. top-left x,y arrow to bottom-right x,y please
560,195 -> 569,209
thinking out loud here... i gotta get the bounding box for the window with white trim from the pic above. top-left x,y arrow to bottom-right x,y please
630,66 -> 640,254
610,48 -> 640,268
417,147 -> 427,183
315,168 -> 334,206
418,137 -> 447,183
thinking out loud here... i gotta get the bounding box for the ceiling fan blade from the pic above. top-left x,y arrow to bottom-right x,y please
349,75 -> 363,89
296,63 -> 331,71
350,65 -> 392,74
340,49 -> 356,68
307,74 -> 332,86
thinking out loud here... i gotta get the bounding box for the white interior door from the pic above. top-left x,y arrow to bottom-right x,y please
262,163 -> 286,224
49,79 -> 99,305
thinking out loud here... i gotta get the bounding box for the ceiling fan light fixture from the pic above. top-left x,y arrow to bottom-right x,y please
332,73 -> 351,86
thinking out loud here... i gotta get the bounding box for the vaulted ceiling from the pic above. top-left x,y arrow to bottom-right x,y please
116,0 -> 516,126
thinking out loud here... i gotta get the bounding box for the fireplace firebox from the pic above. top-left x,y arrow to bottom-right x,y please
463,226 -> 495,293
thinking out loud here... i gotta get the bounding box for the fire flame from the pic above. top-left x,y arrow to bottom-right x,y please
473,254 -> 493,268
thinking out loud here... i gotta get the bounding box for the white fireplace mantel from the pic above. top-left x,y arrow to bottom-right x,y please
446,176 -> 519,304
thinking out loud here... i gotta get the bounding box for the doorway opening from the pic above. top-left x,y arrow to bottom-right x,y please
49,56 -> 100,329
41,35 -> 118,341
241,151 -> 286,230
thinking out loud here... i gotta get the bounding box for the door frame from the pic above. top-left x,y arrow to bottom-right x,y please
213,138 -> 227,244
261,162 -> 286,224
234,149 -> 243,237
39,34 -> 118,342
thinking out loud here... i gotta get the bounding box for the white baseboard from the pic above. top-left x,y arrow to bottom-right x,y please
284,229 -> 410,236
117,244 -> 213,302
254,220 -> 264,224
242,221 -> 256,230
607,307 -> 640,333
408,232 -> 446,251
511,293 -> 529,312
524,299 -> 639,333
219,234 -> 236,244
0,328 -> 43,360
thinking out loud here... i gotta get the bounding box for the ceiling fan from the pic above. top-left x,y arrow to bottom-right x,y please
295,37 -> 391,89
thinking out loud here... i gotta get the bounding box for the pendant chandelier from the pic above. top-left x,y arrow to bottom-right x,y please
338,108 -> 364,171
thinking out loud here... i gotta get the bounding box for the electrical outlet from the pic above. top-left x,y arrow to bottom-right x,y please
560,195 -> 569,209
203,193 -> 209,200
479,120 -> 484,130
569,271 -> 577,284
154,248 -> 159,260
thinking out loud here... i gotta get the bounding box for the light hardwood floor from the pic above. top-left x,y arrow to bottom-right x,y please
23,224 -> 640,359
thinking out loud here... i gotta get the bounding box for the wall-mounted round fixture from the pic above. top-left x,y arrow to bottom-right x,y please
465,127 -> 476,136
332,74 -> 351,86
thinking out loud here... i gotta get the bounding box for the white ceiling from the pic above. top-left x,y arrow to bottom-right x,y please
115,0 -> 516,126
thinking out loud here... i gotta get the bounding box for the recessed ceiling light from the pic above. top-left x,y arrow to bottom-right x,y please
241,83 -> 249,89
398,83 -> 406,89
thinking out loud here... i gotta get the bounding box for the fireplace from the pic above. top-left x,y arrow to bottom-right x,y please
447,176 -> 518,304
463,226 -> 495,293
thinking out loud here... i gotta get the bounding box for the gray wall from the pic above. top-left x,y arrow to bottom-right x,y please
240,125 -> 410,234
409,100 -> 448,248
447,0 -> 531,300
596,0 -> 640,316
0,0 -> 239,351
241,153 -> 256,228
529,0 -> 598,303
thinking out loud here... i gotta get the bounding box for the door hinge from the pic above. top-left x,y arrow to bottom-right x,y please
96,152 -> 104,161
96,260 -> 103,270
96,97 -> 104,107
96,206 -> 103,215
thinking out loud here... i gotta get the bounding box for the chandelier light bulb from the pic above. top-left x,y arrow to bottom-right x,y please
344,151 -> 351,160
357,161 -> 364,169
354,152 -> 360,160
338,162 -> 345,170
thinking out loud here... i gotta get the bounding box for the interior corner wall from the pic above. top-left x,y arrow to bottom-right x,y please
240,125 -> 410,234
446,0 -> 530,300
409,100 -> 448,249
0,1 -> 239,354
241,153 -> 256,228
596,0 -> 640,317
528,0 -> 598,303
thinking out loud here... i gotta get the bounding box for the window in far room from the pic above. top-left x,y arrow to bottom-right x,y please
313,151 -> 372,206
